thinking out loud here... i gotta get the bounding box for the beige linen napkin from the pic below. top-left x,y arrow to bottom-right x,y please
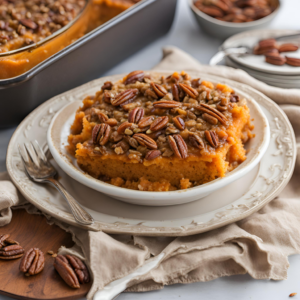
1,46 -> 300,299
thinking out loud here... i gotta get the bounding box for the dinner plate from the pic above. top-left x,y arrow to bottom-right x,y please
223,29 -> 300,76
6,72 -> 296,236
47,73 -> 269,206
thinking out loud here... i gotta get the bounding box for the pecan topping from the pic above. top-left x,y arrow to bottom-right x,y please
151,82 -> 168,98
189,134 -> 205,149
128,107 -> 144,123
173,116 -> 185,130
265,54 -> 286,66
217,104 -> 227,111
168,135 -> 188,159
205,130 -> 219,148
111,89 -> 138,106
133,134 -> 157,150
172,84 -> 180,101
178,83 -> 199,99
125,71 -> 144,85
97,111 -> 109,123
101,81 -> 113,91
20,248 -> 45,276
145,150 -> 161,160
230,94 -> 239,103
138,116 -> 154,128
150,116 -> 169,131
92,124 -> 111,146
54,255 -> 90,289
278,43 -> 299,53
117,122 -> 133,135
202,113 -> 218,125
145,88 -> 158,99
103,91 -> 111,104
106,118 -> 118,127
19,19 -> 38,30
191,78 -> 201,88
196,103 -> 228,125
285,56 -> 300,67
153,100 -> 181,109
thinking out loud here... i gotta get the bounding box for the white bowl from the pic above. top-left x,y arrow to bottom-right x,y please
189,0 -> 280,40
47,72 -> 270,206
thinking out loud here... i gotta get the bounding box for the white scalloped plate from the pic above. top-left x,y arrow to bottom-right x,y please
6,71 -> 296,236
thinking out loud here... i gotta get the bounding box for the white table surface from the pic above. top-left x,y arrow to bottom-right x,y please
1,0 -> 299,299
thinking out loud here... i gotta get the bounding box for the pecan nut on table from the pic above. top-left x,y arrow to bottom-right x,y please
19,248 -> 45,276
54,255 -> 90,289
194,0 -> 276,23
253,39 -> 300,67
0,234 -> 24,260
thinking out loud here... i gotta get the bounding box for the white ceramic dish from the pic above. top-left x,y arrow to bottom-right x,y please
47,72 -> 270,206
6,72 -> 295,235
189,0 -> 280,40
223,29 -> 300,75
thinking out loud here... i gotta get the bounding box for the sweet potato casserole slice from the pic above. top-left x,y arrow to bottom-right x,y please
68,71 -> 254,191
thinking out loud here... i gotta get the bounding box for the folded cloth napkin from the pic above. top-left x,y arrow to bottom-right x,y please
1,46 -> 300,299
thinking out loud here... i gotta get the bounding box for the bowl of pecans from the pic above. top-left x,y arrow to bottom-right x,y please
190,0 -> 280,39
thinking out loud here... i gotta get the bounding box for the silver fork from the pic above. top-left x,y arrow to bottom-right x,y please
18,140 -> 94,226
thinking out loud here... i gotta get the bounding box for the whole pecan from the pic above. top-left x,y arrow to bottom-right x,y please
153,100 -> 181,109
128,107 -> 144,123
138,116 -> 154,128
124,70 -> 145,85
117,122 -> 133,135
205,130 -> 219,148
278,43 -> 299,53
54,255 -> 90,289
150,116 -> 169,131
145,150 -> 161,160
168,135 -> 188,159
202,113 -> 218,125
92,124 -> 111,146
285,56 -> 300,67
196,103 -> 228,125
178,83 -> 199,99
101,81 -> 113,91
111,89 -> 138,106
0,244 -> 24,260
133,134 -> 157,150
189,134 -> 205,149
265,54 -> 286,65
20,248 -> 44,276
151,82 -> 168,98
173,116 -> 185,130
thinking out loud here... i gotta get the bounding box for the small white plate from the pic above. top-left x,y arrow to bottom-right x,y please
223,29 -> 300,76
47,72 -> 270,206
6,72 -> 295,236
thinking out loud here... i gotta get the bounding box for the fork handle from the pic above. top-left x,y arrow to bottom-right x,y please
46,178 -> 94,225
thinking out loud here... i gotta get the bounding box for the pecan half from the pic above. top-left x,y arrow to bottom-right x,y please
230,94 -> 239,103
285,56 -> 300,67
150,116 -> 169,131
173,116 -> 185,130
97,111 -> 109,123
111,89 -> 138,106
151,82 -> 168,98
172,84 -> 181,101
200,6 -> 224,17
168,135 -> 188,159
178,83 -> 199,99
19,19 -> 38,30
191,78 -> 201,88
265,54 -> 286,65
20,248 -> 44,276
133,134 -> 157,150
117,122 -> 133,135
153,100 -> 181,109
101,81 -> 113,91
92,124 -> 111,145
128,107 -> 144,123
0,244 -> 24,260
125,71 -> 144,85
145,88 -> 158,99
106,118 -> 118,127
196,103 -> 228,125
138,116 -> 154,128
278,43 -> 299,53
145,150 -> 161,160
102,91 -> 111,104
202,113 -> 218,125
0,234 -> 10,247
258,39 -> 277,48
205,130 -> 219,148
189,134 -> 205,149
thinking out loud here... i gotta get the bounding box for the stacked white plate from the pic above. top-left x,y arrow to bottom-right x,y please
222,29 -> 300,89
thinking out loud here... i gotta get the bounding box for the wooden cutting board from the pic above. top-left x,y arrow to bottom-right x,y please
0,210 -> 92,300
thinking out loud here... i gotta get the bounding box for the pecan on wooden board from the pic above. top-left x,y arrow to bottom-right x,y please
20,248 -> 45,276
0,234 -> 24,260
54,255 -> 90,289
